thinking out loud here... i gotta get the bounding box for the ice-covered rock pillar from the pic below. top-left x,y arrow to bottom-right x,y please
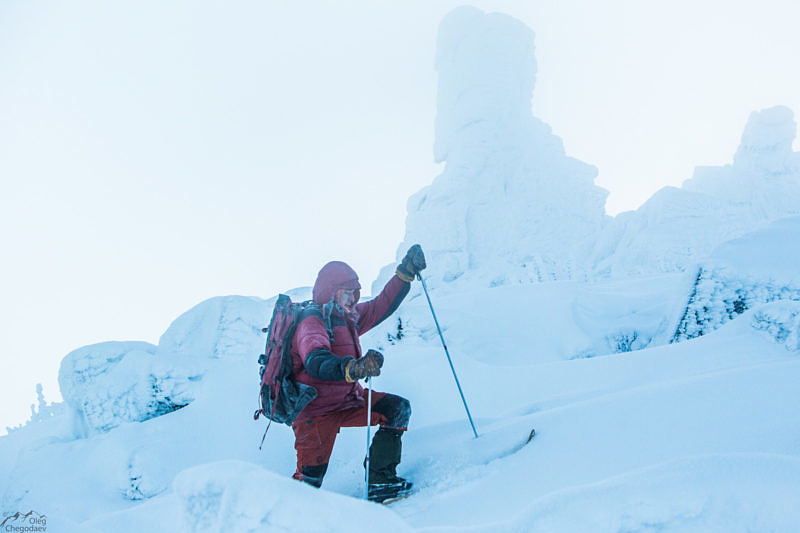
375,7 -> 609,293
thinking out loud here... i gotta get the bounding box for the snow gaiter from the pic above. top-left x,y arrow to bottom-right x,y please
367,427 -> 403,483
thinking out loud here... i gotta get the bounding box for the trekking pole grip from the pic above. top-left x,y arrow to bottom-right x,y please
417,273 -> 479,439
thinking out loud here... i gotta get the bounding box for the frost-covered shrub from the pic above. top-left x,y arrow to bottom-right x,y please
608,330 -> 649,353
673,267 -> 800,342
751,301 -> 800,352
4,384 -> 66,434
124,447 -> 169,500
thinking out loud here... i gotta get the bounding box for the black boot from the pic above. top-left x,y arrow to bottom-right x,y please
300,463 -> 328,488
366,428 -> 413,502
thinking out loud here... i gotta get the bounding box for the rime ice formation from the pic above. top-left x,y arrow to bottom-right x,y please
375,6 -> 609,293
376,11 -> 800,294
672,215 -> 800,342
594,106 -> 800,277
58,341 -> 197,436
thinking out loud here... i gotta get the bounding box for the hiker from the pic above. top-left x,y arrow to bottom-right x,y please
290,244 -> 426,501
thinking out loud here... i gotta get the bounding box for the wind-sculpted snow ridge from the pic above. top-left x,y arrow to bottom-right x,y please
595,106 -> 800,278
374,6 -> 609,294
673,216 -> 800,342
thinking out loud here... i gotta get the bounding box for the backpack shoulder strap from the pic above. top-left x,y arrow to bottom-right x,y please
297,301 -> 334,344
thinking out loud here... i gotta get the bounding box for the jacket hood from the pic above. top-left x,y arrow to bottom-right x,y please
312,261 -> 361,305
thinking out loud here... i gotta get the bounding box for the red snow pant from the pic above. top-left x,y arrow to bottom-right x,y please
291,391 -> 410,486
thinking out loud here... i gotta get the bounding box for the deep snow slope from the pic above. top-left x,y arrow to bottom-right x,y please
2,253 -> 800,531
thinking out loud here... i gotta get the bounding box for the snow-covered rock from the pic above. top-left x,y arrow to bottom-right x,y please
58,341 -> 197,436
56,291 -> 313,437
597,106 -> 800,278
155,295 -> 269,362
375,6 -> 609,294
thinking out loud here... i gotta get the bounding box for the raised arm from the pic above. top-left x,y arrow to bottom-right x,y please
356,244 -> 426,334
355,275 -> 411,334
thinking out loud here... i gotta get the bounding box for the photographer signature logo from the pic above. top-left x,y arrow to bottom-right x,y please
1,511 -> 47,531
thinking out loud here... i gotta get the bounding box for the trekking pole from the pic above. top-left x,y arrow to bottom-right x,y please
364,376 -> 373,500
417,273 -> 479,439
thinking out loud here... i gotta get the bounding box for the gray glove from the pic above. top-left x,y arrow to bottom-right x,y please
397,244 -> 426,281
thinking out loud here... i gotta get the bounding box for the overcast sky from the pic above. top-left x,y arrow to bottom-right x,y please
2,0 -> 799,432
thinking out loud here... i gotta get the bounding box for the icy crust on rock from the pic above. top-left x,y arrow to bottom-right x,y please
672,216 -> 800,342
376,6 -> 609,294
58,341 -> 197,436
596,106 -> 800,278
173,461 -> 412,533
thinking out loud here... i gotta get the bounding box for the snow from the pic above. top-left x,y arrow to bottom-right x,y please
752,301 -> 800,352
54,290 -> 314,438
709,215 -> 800,286
156,295 -> 270,363
5,253 -> 800,531
673,216 -> 800,342
58,341 -> 196,437
171,461 -> 412,533
4,6 -> 800,533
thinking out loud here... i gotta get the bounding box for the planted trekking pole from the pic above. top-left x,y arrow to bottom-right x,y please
365,376 -> 373,500
417,273 -> 479,439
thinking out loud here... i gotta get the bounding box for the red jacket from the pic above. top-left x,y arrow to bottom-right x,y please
291,262 -> 409,419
